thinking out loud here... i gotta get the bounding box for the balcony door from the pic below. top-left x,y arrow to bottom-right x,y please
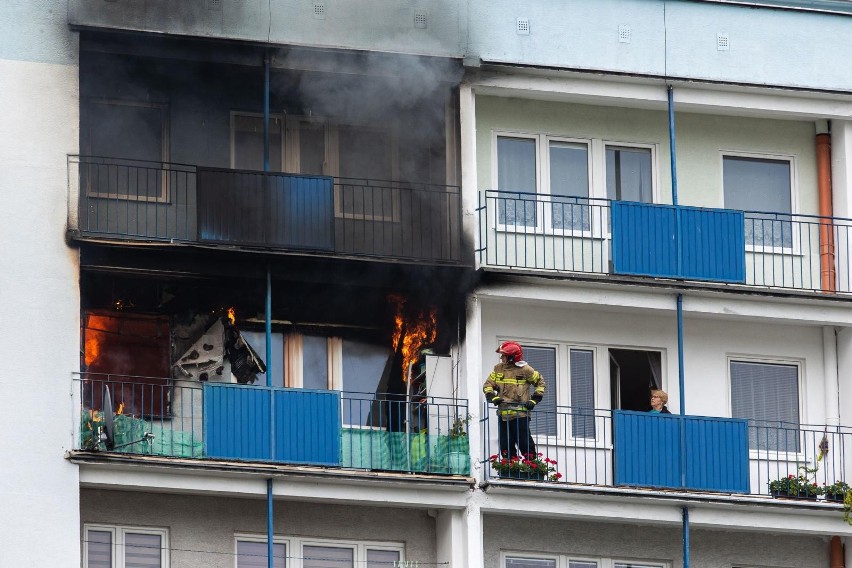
609,348 -> 662,411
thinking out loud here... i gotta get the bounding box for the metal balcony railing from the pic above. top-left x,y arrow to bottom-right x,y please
478,190 -> 852,293
67,156 -> 463,264
73,374 -> 470,476
482,404 -> 852,501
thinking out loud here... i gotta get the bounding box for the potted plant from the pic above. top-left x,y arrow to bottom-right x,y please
446,414 -> 471,475
768,474 -> 825,500
489,452 -> 563,481
825,481 -> 851,503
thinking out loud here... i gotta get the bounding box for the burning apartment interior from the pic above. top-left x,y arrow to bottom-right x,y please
79,253 -> 473,471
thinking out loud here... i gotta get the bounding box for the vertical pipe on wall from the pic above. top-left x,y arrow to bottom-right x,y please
817,122 -> 836,293
682,507 -> 690,568
263,51 -> 274,568
830,535 -> 844,568
824,326 -> 840,427
264,52 -> 270,173
677,294 -> 685,415
667,85 -> 679,206
267,478 -> 274,568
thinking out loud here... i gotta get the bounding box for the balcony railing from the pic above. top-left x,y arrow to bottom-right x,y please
478,190 -> 852,293
482,405 -> 852,501
74,374 -> 470,476
67,156 -> 463,265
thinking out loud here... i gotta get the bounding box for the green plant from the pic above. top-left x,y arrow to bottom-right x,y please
489,452 -> 563,481
826,481 -> 851,500
768,473 -> 825,498
449,414 -> 471,438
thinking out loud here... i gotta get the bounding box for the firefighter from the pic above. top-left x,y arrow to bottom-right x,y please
483,341 -> 546,461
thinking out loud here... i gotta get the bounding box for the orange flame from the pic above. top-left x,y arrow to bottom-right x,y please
390,295 -> 437,381
227,307 -> 236,325
84,334 -> 100,367
116,402 -> 125,415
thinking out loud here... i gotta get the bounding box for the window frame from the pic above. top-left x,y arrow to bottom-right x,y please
501,551 -> 669,568
491,130 -> 659,237
84,98 -> 170,203
234,534 -> 404,568
726,354 -> 805,459
83,524 -> 169,568
719,150 -> 800,254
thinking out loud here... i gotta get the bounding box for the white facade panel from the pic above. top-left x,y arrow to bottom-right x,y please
0,55 -> 81,565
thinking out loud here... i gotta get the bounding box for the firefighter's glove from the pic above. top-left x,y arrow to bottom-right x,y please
490,396 -> 503,405
525,400 -> 537,410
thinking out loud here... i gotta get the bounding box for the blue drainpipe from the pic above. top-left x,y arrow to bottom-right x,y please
263,51 -> 275,568
668,84 -> 689,568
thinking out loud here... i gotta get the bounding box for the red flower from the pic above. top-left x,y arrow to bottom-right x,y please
531,464 -> 537,469
489,455 -> 498,460
555,473 -> 563,479
501,459 -> 508,465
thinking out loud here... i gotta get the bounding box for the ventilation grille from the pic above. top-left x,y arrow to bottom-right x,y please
516,18 -> 530,35
717,33 -> 729,51
313,2 -> 326,20
618,24 -> 631,43
207,0 -> 222,10
414,10 -> 427,29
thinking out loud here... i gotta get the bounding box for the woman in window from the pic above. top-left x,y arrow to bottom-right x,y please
649,389 -> 671,414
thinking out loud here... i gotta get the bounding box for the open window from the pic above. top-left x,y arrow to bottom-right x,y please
609,348 -> 662,411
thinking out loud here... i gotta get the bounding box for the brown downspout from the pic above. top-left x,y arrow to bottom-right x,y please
818,131 -> 836,293
830,535 -> 844,568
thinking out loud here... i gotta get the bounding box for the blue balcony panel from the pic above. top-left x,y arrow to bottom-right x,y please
679,206 -> 746,283
612,201 -> 678,278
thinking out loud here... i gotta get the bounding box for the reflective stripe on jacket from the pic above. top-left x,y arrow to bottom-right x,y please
483,362 -> 545,421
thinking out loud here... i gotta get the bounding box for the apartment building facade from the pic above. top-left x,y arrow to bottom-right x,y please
3,1 -> 852,567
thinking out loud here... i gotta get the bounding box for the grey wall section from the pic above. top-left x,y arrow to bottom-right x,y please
0,0 -> 78,64
81,489 -> 437,568
70,0 -> 852,92
483,514 -> 829,568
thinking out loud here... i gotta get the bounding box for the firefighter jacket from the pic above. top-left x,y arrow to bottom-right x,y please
483,362 -> 546,421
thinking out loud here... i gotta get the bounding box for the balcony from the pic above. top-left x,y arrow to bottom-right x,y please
74,375 -> 471,476
478,190 -> 852,294
483,405 -> 852,503
68,156 -> 464,266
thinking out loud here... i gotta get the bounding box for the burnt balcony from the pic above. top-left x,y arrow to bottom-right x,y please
74,374 -> 471,476
68,156 -> 464,266
478,190 -> 852,294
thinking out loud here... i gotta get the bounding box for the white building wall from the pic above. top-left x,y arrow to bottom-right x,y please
0,2 -> 80,566
482,514 -> 830,568
81,489 -> 438,568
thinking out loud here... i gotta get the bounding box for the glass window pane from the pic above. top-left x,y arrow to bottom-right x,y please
506,558 -> 557,568
730,361 -> 799,451
569,562 -> 598,568
302,336 -> 329,390
570,349 -> 596,439
90,103 -> 163,163
614,564 -> 662,568
341,340 -> 392,425
86,530 -> 112,568
299,122 -> 326,175
522,346 -> 556,437
241,331 -> 285,388
497,136 -> 538,227
550,142 -> 590,230
606,146 -> 653,203
236,541 -> 286,568
303,545 -> 354,568
723,156 -> 792,247
366,549 -> 400,568
124,533 -> 161,568
233,115 -> 283,172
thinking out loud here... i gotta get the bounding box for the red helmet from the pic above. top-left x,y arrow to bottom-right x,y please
496,341 -> 523,361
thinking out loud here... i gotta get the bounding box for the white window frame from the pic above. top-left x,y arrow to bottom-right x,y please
501,551 -> 669,568
83,524 -> 169,568
85,99 -> 170,203
234,534 -> 404,568
719,150 -> 800,255
564,345 -> 600,445
229,111 -> 286,172
726,354 -> 805,460
491,131 -> 659,237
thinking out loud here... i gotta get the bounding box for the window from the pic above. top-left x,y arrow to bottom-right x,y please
606,146 -> 653,203
504,554 -> 665,568
521,345 -> 557,437
84,525 -> 168,568
570,349 -> 596,439
85,100 -> 169,201
231,113 -> 285,172
235,537 -> 402,568
494,133 -> 656,230
730,359 -> 800,451
722,154 -> 794,248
